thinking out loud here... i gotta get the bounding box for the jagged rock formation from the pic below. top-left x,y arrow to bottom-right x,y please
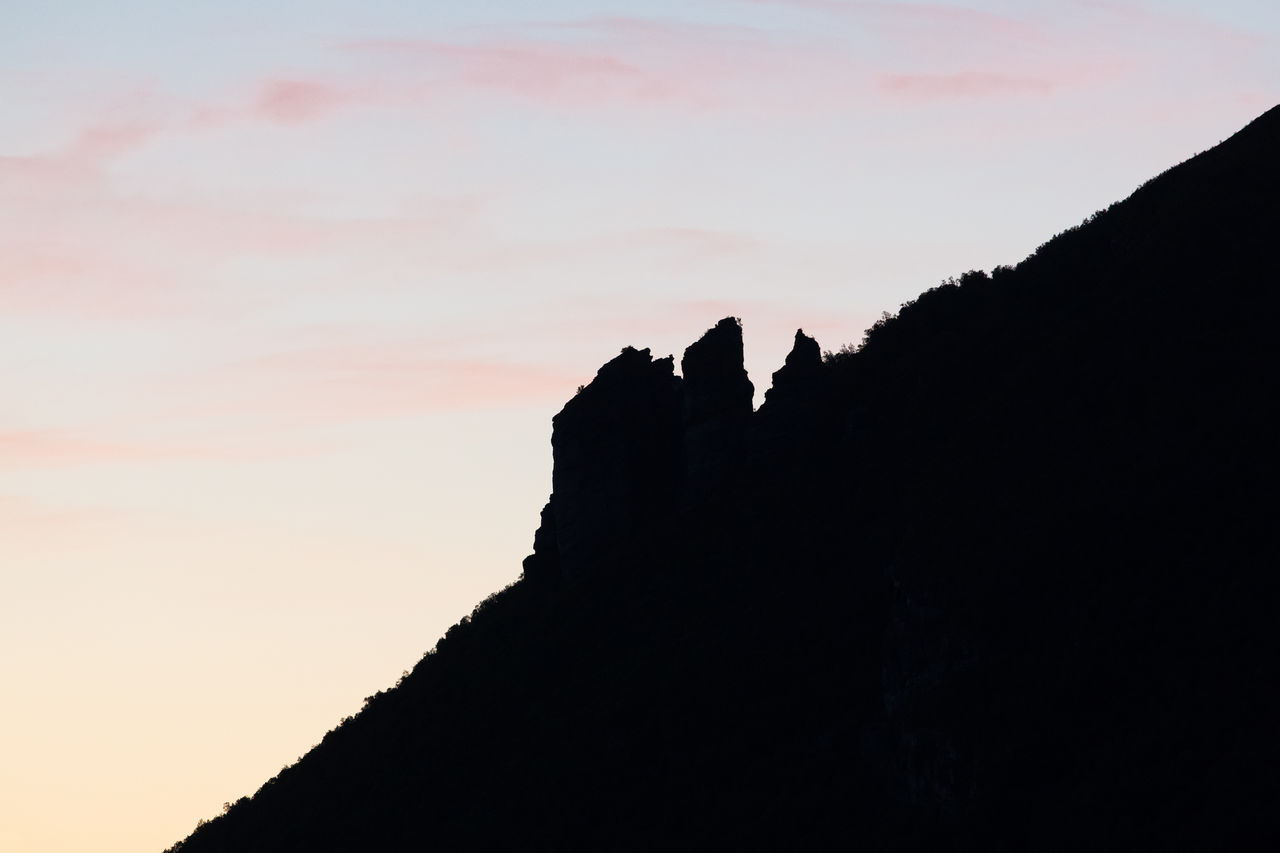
749,329 -> 830,478
761,328 -> 821,410
536,346 -> 681,579
679,317 -> 754,509
526,318 -> 841,586
168,105 -> 1280,853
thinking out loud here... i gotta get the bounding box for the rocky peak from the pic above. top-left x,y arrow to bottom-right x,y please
680,317 -> 754,427
679,318 -> 754,509
762,329 -> 822,409
542,347 -> 683,578
528,319 -> 818,580
748,329 -> 830,478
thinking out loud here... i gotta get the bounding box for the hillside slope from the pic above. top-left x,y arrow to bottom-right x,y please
169,105 -> 1280,851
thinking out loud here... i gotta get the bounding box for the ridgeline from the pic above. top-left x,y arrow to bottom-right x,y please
169,105 -> 1280,851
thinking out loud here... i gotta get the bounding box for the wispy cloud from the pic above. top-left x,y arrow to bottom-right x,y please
175,337 -> 583,427
341,34 -> 745,111
252,79 -> 359,124
1071,0 -> 1266,51
732,0 -> 1048,41
0,107 -> 485,319
0,428 -> 295,469
0,429 -> 154,468
879,71 -> 1054,100
2,3 -> 1190,175
0,494 -> 118,547
335,13 -> 892,115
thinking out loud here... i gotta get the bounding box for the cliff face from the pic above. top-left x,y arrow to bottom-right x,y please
679,317 -> 754,509
168,105 -> 1280,853
532,346 -> 682,580
526,318 -> 833,583
749,329 -> 829,478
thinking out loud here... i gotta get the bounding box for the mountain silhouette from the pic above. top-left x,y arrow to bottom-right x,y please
167,105 -> 1280,851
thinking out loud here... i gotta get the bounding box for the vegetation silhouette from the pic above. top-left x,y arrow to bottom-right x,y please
168,104 -> 1280,851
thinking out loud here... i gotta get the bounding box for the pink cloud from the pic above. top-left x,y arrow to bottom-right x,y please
734,0 -> 1048,42
0,239 -> 202,318
9,4 -> 1262,155
0,101 -> 175,213
342,38 -> 695,109
5,7 -> 1257,335
68,119 -> 165,161
0,111 -> 484,319
7,23 -> 823,147
253,79 -> 357,124
1072,0 -> 1265,51
0,425 -> 347,469
332,13 -> 1167,116
0,429 -> 224,469
0,429 -> 138,466
174,337 -> 584,427
879,71 -> 1054,99
0,8 -> 1129,164
185,77 -> 387,130
0,494 -> 117,546
458,47 -> 655,105
733,1 -> 1246,107
535,15 -> 767,42
339,18 -> 880,115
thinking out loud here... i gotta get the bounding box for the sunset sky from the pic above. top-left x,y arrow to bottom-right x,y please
2,2 -> 1276,850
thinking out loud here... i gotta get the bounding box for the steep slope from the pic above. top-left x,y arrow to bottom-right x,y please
168,105 -> 1280,852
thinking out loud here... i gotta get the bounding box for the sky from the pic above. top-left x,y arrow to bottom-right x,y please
1,1 -> 1276,850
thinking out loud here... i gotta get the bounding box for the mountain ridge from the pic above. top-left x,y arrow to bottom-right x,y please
168,104 -> 1279,852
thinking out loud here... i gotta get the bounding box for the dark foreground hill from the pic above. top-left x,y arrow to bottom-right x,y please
168,106 -> 1280,851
